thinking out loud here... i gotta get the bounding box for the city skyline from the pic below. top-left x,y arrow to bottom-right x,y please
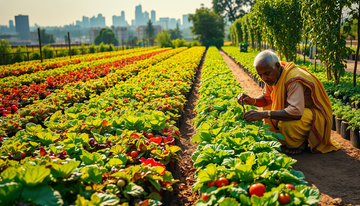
0,0 -> 213,27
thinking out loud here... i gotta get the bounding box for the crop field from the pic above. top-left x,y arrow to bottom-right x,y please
0,45 -> 359,206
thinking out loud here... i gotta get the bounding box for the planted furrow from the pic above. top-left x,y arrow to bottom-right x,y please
0,46 -> 206,206
191,47 -> 320,205
0,48 -> 154,78
0,48 -> 186,137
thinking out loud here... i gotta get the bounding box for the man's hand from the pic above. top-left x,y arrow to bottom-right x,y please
237,93 -> 254,105
243,110 -> 266,122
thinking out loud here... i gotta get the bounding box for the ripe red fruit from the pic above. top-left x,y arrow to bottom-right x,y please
11,105 -> 18,112
202,193 -> 210,201
216,177 -> 228,187
6,107 -> 11,111
249,183 -> 266,197
130,151 -> 139,158
285,184 -> 295,190
164,94 -> 169,98
146,133 -> 154,139
21,151 -> 26,159
208,180 -> 216,188
278,193 -> 291,205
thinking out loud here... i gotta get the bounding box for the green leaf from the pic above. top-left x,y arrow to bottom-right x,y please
124,183 -> 147,197
0,182 -> 23,205
219,197 -> 240,206
51,161 -> 81,179
21,185 -> 63,206
81,152 -> 103,165
239,194 -> 251,206
89,193 -> 119,206
230,186 -> 248,198
81,167 -> 103,184
19,165 -> 51,187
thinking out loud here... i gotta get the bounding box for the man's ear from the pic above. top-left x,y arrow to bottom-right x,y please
275,62 -> 281,70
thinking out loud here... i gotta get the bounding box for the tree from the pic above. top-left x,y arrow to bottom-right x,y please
212,0 -> 255,22
94,28 -> 119,46
145,20 -> 155,39
168,23 -> 183,40
0,39 -> 13,64
302,0 -> 356,83
40,29 -> 55,44
188,5 -> 226,47
156,30 -> 173,47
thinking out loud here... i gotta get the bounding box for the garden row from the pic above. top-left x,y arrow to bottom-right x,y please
222,46 -> 360,149
0,49 -> 169,110
0,48 -> 185,137
0,47 -> 153,78
191,47 -> 320,206
0,46 -> 206,205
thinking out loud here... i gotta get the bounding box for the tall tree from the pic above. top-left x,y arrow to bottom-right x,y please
94,28 -> 119,46
168,24 -> 183,40
188,5 -> 226,46
212,0 -> 255,22
145,20 -> 155,39
40,29 -> 55,44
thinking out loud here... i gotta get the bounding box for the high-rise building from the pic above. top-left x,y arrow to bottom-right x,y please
113,15 -> 122,27
183,14 -> 191,28
169,18 -> 177,29
90,14 -> 106,28
144,11 -> 149,24
136,26 -> 146,39
88,27 -> 100,43
15,15 -> 30,40
76,20 -> 82,27
82,16 -> 90,28
131,20 -> 135,26
154,25 -> 162,36
135,4 -> 144,26
159,17 -> 169,30
151,10 -> 156,23
9,20 -> 15,32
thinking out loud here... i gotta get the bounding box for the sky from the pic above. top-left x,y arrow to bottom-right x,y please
0,0 -> 213,27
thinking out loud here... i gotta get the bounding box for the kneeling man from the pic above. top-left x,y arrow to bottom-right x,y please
238,50 -> 340,154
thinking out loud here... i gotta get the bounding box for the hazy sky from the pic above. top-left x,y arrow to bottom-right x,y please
0,0 -> 213,27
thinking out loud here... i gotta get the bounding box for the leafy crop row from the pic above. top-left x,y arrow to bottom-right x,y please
0,48 -> 186,137
0,46 -> 206,206
0,48 -> 154,78
191,47 -> 320,206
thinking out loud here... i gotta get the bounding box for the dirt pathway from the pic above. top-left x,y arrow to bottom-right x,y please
220,50 -> 360,206
167,51 -> 206,206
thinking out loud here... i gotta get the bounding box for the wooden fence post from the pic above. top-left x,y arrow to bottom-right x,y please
38,28 -> 43,62
68,32 -> 71,59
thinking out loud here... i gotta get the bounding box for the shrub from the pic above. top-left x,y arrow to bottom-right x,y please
89,43 -> 96,53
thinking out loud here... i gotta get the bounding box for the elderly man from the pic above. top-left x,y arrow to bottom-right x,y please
237,50 -> 340,155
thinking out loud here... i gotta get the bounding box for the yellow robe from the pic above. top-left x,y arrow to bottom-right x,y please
264,62 -> 341,153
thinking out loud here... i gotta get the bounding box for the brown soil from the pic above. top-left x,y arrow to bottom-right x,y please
167,51 -> 206,206
220,50 -> 360,206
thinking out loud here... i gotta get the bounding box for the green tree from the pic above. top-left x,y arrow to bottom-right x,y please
39,29 -> 55,44
145,20 -> 155,39
0,39 -> 13,64
188,5 -> 226,47
302,0 -> 356,83
156,30 -> 173,47
168,23 -> 183,40
94,28 -> 119,46
212,0 -> 255,22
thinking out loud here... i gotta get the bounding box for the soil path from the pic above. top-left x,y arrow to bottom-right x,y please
167,51 -> 206,206
220,50 -> 360,206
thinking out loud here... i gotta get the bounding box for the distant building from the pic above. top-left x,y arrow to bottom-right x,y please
88,27 -> 100,43
82,16 -> 90,28
154,25 -> 162,36
159,18 -> 169,30
183,14 -> 192,28
30,31 -> 37,42
131,20 -> 135,26
144,11 -> 149,24
15,15 -> 30,40
136,26 -> 146,39
135,5 -> 146,26
151,10 -> 156,23
114,27 -> 128,42
113,11 -> 129,27
90,14 -> 106,28
76,20 -> 82,27
9,20 -> 15,32
169,18 -> 177,29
